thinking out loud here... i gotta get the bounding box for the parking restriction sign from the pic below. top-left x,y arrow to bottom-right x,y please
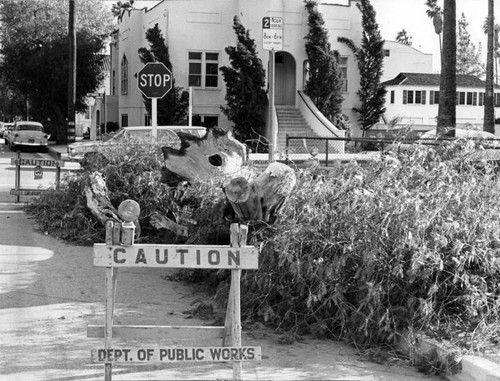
262,16 -> 283,51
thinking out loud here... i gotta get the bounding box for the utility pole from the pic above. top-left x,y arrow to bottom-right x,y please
67,0 -> 76,143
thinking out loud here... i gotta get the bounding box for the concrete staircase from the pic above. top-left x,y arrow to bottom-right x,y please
276,105 -> 319,153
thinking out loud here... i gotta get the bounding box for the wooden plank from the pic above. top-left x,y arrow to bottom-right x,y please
105,221 -> 114,246
104,267 -> 114,380
87,325 -> 224,340
93,244 -> 258,269
91,346 -> 261,363
112,222 -> 122,245
10,189 -> 53,196
230,224 -> 245,380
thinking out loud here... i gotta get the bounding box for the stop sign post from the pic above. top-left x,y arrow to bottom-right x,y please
137,62 -> 173,137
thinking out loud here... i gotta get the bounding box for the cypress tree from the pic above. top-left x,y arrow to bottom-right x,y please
303,0 -> 343,120
220,16 -> 267,151
138,24 -> 189,125
338,0 -> 386,136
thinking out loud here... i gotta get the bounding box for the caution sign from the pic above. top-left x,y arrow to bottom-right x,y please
91,346 -> 262,363
93,244 -> 259,269
10,158 -> 61,167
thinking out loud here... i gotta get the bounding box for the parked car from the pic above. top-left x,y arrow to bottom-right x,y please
67,125 -> 207,162
2,123 -> 14,142
8,121 -> 50,152
418,128 -> 500,162
418,128 -> 499,143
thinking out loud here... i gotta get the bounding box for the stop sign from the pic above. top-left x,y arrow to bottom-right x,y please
137,62 -> 173,98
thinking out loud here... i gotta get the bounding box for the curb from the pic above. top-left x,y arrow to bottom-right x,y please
47,146 -> 63,160
446,356 -> 500,381
396,330 -> 500,381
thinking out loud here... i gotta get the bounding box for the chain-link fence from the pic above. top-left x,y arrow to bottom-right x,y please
284,135 -> 500,167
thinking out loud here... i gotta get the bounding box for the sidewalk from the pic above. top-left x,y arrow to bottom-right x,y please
47,143 -> 69,160
48,143 -> 381,165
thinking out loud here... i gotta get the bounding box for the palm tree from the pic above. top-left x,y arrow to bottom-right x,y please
111,0 -> 135,21
426,0 -> 443,59
436,0 -> 456,135
483,0 -> 495,133
483,20 -> 500,85
395,29 -> 412,46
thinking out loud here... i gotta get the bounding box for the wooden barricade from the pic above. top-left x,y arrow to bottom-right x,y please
88,222 -> 261,381
10,151 -> 63,202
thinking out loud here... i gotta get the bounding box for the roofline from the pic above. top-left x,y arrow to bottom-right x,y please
384,40 -> 433,56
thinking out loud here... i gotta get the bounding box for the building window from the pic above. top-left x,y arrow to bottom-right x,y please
192,115 -> 219,128
121,114 -> 128,127
465,92 -> 477,105
188,51 -> 219,89
403,90 -> 426,104
479,92 -> 484,106
390,90 -> 395,104
384,49 -> 390,57
121,55 -> 128,95
456,91 -> 466,105
430,90 -> 440,104
406,90 -> 414,103
339,56 -> 348,92
415,91 -> 422,104
112,69 -> 116,95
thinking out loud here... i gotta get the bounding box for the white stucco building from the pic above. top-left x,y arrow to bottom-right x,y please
104,0 -> 365,139
381,40 -> 433,82
381,72 -> 500,130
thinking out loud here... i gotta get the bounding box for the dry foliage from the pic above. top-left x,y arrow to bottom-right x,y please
25,138 -> 500,360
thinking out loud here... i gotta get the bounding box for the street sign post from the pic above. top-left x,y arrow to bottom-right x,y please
262,16 -> 283,161
137,62 -> 173,137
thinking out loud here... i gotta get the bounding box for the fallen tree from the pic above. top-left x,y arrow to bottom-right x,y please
161,127 -> 247,184
160,127 -> 296,224
223,161 -> 297,223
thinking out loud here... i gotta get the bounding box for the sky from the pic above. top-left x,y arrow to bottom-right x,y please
371,0 -> 500,72
108,0 -> 499,73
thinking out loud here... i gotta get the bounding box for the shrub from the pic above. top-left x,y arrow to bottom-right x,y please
241,140 -> 500,350
25,140 -> 231,246
25,138 -> 500,356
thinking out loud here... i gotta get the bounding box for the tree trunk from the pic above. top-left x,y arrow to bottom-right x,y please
223,161 -> 296,223
83,172 -> 141,238
161,127 -> 247,184
84,172 -> 121,224
484,0 -> 495,133
437,0 -> 456,135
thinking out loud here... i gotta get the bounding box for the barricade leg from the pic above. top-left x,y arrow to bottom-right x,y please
104,268 -> 113,380
223,223 -> 248,380
104,221 -> 121,380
